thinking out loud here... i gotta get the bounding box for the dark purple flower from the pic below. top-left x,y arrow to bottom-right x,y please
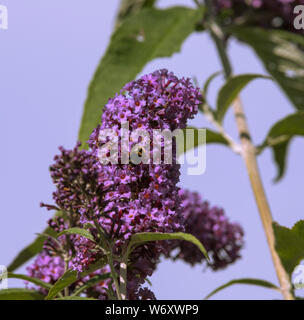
84,70 -> 201,245
131,287 -> 156,300
167,189 -> 244,270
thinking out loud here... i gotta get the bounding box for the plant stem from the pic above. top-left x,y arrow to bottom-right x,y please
93,217 -> 123,300
201,103 -> 241,154
120,258 -> 128,300
64,257 -> 70,297
107,251 -> 123,300
232,97 -> 293,300
202,0 -> 293,300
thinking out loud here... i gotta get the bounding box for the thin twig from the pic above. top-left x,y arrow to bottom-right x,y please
64,256 -> 70,297
201,103 -> 242,154
120,259 -> 127,300
107,250 -> 123,300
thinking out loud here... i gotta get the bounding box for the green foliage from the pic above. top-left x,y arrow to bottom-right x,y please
202,71 -> 222,97
230,27 -> 304,111
78,6 -> 202,143
216,74 -> 270,123
273,221 -> 304,276
45,270 -> 77,300
203,128 -> 229,145
45,256 -> 107,300
0,289 -> 45,300
57,227 -> 95,243
71,273 -> 111,296
115,0 -> 157,29
7,226 -> 57,272
205,278 -> 279,299
126,232 -> 209,260
180,127 -> 229,156
258,112 -> 304,181
4,273 -> 52,291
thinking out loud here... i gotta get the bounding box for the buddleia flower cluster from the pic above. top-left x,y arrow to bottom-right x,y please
167,190 -> 244,270
27,69 -> 244,299
86,69 -> 201,244
83,69 -> 201,296
214,0 -> 304,33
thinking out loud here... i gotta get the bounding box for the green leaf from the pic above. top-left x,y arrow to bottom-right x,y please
45,256 -> 107,300
57,227 -> 95,242
78,6 -> 202,143
72,273 -> 111,296
258,112 -> 304,181
4,273 -> 52,291
202,71 -> 222,97
204,128 -> 229,145
204,278 -> 279,300
271,140 -> 291,182
115,0 -> 157,29
0,288 -> 45,300
7,226 -> 57,272
216,74 -> 270,123
45,270 -> 76,300
229,27 -> 304,111
264,112 -> 304,140
127,232 -> 209,260
179,127 -> 229,156
273,220 -> 304,276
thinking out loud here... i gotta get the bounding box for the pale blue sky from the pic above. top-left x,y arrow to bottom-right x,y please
1,0 -> 303,299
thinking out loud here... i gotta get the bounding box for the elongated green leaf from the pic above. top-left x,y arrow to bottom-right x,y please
229,27 -> 304,111
202,71 -> 222,97
216,74 -> 270,123
273,221 -> 304,276
57,227 -> 95,242
258,112 -> 304,181
271,140 -> 290,182
205,278 -> 279,300
179,127 -> 229,156
79,6 -> 202,143
202,71 -> 223,97
72,273 -> 111,296
46,257 -> 107,300
5,273 -> 52,290
7,226 -> 57,272
45,270 -> 76,300
0,288 -> 45,300
127,232 -> 209,260
264,112 -> 304,140
204,128 -> 229,145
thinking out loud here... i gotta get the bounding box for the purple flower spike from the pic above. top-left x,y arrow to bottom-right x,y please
167,189 -> 244,270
